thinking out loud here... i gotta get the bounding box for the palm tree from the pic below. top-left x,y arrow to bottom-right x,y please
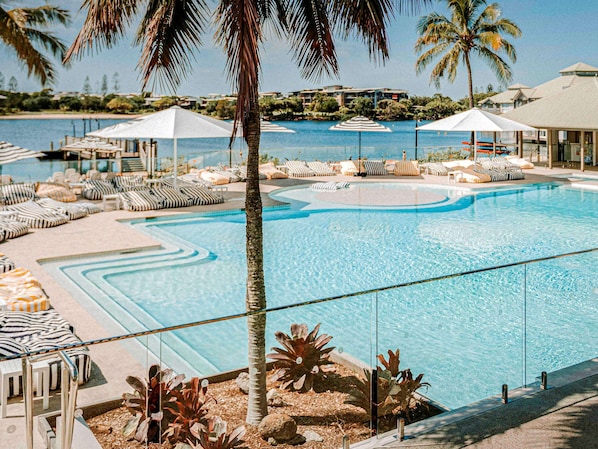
65,0 -> 429,425
0,2 -> 70,86
415,0 -> 521,108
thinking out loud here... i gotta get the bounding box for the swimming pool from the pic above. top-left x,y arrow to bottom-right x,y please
44,182 -> 598,409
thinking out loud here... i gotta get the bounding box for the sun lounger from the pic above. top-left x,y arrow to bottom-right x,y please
0,267 -> 49,312
112,175 -> 148,192
0,310 -> 91,396
214,170 -> 241,183
505,156 -> 535,169
443,160 -> 474,169
363,160 -> 387,176
259,163 -> 288,179
306,161 -> 336,176
0,218 -> 28,239
81,179 -> 118,200
178,186 -> 225,206
310,181 -> 351,191
2,201 -> 68,228
150,187 -> 193,208
454,167 -> 491,183
36,198 -> 88,220
285,160 -> 315,177
0,255 -> 14,274
393,160 -> 420,176
339,160 -> 358,176
118,190 -> 163,211
421,162 -> 449,176
237,165 -> 266,180
198,169 -> 230,185
35,182 -> 77,202
0,183 -> 37,206
75,202 -> 102,214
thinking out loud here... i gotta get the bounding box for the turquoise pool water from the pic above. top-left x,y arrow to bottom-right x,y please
47,182 -> 598,409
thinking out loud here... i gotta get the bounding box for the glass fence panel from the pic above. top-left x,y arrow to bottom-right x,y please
375,265 -> 526,435
525,251 -> 598,385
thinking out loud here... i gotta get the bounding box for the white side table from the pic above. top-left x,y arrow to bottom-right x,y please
1,358 -> 50,418
102,193 -> 121,211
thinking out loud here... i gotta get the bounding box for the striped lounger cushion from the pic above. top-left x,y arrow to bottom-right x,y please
112,175 -> 147,192
36,198 -> 88,220
307,161 -> 336,176
179,186 -> 225,206
0,310 -> 73,339
0,183 -> 37,205
393,160 -> 420,176
0,254 -> 14,273
363,160 -> 387,176
81,180 -> 118,200
150,187 -> 193,208
75,202 -> 103,214
119,190 -> 162,211
310,182 -> 338,191
0,218 -> 29,239
285,161 -> 315,177
2,201 -> 68,228
35,182 -> 77,202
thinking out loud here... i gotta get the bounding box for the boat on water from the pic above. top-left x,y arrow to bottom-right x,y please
461,141 -> 512,155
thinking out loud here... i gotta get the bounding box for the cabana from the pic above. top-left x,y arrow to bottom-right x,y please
503,77 -> 598,171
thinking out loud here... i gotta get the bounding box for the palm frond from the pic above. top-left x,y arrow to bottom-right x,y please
214,0 -> 262,138
414,41 -> 450,73
136,0 -> 209,92
285,0 -> 337,81
429,45 -> 460,87
17,5 -> 70,27
475,46 -> 513,84
65,0 -> 139,61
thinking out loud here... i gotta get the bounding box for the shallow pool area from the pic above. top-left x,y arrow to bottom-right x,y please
42,182 -> 598,410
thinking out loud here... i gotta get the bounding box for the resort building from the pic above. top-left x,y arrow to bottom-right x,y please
479,62 -> 598,114
290,85 -> 408,108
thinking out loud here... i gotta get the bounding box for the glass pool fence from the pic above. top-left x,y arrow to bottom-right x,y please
2,247 -> 596,448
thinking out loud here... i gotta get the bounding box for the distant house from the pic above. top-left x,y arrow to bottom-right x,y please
290,86 -> 408,108
480,62 -> 598,113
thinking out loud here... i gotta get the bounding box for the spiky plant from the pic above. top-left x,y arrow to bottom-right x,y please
267,323 -> 335,392
122,364 -> 185,443
345,349 -> 430,424
163,377 -> 216,444
186,416 -> 246,449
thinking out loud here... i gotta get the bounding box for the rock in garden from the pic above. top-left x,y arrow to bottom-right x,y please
235,372 -> 250,394
258,413 -> 297,442
303,430 -> 324,442
267,389 -> 286,407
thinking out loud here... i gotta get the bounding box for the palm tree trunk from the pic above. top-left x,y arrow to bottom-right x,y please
244,89 -> 268,426
464,51 -> 474,109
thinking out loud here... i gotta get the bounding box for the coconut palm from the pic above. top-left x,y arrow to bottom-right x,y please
415,0 -> 521,108
0,2 -> 70,86
65,0 -> 429,425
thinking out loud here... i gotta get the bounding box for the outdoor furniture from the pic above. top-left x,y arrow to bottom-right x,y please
1,357 -> 50,418
102,194 -> 121,211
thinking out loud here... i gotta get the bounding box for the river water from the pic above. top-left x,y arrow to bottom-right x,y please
0,117 -> 477,181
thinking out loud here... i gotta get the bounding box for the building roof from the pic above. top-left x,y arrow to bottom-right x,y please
559,62 -> 598,75
502,77 -> 598,130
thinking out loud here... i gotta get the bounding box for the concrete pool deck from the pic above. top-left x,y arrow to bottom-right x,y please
0,166 -> 596,448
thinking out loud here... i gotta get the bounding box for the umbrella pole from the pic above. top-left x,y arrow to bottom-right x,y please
474,133 -> 478,162
173,138 -> 178,189
358,132 -> 362,175
493,132 -> 496,158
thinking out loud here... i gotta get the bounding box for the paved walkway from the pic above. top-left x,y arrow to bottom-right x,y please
0,167 -> 595,448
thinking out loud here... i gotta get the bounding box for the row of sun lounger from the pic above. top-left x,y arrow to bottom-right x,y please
0,254 -> 91,398
421,157 -> 529,183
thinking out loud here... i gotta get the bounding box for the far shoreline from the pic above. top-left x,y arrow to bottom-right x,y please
0,112 -> 141,120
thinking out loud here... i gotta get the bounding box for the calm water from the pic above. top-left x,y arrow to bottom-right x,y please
0,118 -> 475,181
46,183 -> 598,409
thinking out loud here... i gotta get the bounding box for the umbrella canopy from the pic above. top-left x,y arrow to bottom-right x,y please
0,141 -> 45,166
416,108 -> 535,159
90,106 -> 235,184
62,138 -> 122,155
329,116 -> 391,174
259,120 -> 296,133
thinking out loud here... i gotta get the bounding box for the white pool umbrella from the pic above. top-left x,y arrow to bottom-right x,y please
416,108 -> 535,159
259,120 -> 296,133
90,106 -> 235,185
0,141 -> 45,173
329,116 -> 391,175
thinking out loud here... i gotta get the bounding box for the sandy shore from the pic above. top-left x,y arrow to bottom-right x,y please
0,112 -> 141,120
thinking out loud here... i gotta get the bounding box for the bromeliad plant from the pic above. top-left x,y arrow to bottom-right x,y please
267,323 -> 335,392
163,377 -> 215,444
176,416 -> 246,449
345,349 -> 430,423
122,364 -> 185,443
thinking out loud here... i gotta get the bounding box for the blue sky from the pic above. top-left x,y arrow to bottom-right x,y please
2,0 -> 598,99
